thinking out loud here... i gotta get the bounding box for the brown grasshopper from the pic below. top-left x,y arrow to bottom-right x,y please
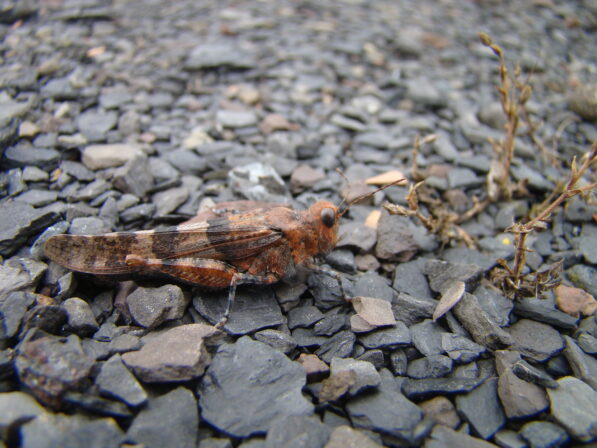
44,179 -> 406,327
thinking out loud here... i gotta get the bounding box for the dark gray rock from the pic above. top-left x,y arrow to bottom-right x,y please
193,286 -> 283,335
96,354 -> 147,407
265,415 -> 331,448
424,425 -> 498,448
0,291 -> 36,338
165,148 -> 207,174
287,304 -> 324,329
346,370 -> 422,442
119,203 -> 156,224
198,337 -> 313,437
315,330 -> 356,363
425,259 -> 483,294
15,190 -> 59,207
330,357 -> 381,396
0,201 -> 59,256
16,333 -> 95,407
29,221 -> 70,260
216,110 -> 258,128
513,298 -> 578,330
21,305 -> 68,335
453,293 -> 513,350
447,168 -> 482,189
113,156 -> 154,198
493,430 -> 527,448
402,376 -> 485,400
254,329 -> 297,354
0,391 -> 47,439
325,249 -> 357,274
410,319 -> 444,356
407,355 -> 453,379
508,319 -> 563,362
577,333 -> 597,354
314,313 -> 347,336
127,284 -> 189,329
77,110 -> 118,142
122,324 -> 218,383
62,297 -> 99,336
393,259 -> 432,299
357,349 -> 385,370
455,377 -> 506,440
566,264 -> 597,297
107,333 -> 142,355
291,327 -> 328,348
511,359 -> 558,389
352,271 -> 396,302
3,145 -> 60,169
441,333 -> 485,363
519,421 -> 569,448
392,293 -> 436,326
21,413 -> 125,448
68,217 -> 110,236
337,222 -> 377,253
390,349 -> 408,376
308,271 -> 346,310
62,391 -> 132,419
473,285 -> 513,327
228,163 -> 288,203
127,387 -> 198,448
185,42 -> 256,70
375,214 -> 421,262
547,376 -> 597,442
359,321 -> 411,349
563,335 -> 597,389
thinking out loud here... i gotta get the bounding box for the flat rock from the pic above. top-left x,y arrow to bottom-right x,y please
513,298 -> 579,330
297,353 -> 330,382
402,376 -> 485,400
96,354 -> 147,407
185,42 -> 256,69
112,156 -> 154,198
127,284 -> 189,329
330,357 -> 381,396
0,291 -> 36,337
193,286 -> 284,335
455,377 -> 506,440
122,324 -> 219,382
127,387 -> 198,448
81,144 -> 144,170
16,333 -> 94,407
350,296 -> 396,332
21,414 -> 125,448
337,222 -> 377,253
198,337 -> 313,437
453,293 -> 513,350
76,110 -> 118,142
441,333 -> 485,363
407,355 -> 453,379
265,415 -> 330,448
375,214 -> 421,262
0,391 -> 47,439
3,145 -> 60,169
216,110 -> 258,128
62,297 -> 99,336
473,285 -> 513,327
424,425 -> 498,448
425,259 -> 483,294
352,272 -> 396,302
316,330 -> 356,363
419,396 -> 460,429
519,421 -> 569,448
0,201 -> 59,256
324,425 -> 383,448
287,304 -> 325,329
253,329 -> 297,354
508,319 -> 563,362
346,370 -> 422,442
393,260 -> 433,299
563,335 -> 597,389
547,376 -> 597,442
410,319 -> 445,356
359,321 -> 411,349
392,293 -> 436,326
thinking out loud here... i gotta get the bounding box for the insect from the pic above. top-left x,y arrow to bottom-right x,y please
44,179 -> 406,328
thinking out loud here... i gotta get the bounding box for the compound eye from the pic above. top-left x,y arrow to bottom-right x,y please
321,207 -> 336,228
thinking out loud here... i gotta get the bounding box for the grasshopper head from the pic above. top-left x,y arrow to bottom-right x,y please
307,200 -> 339,255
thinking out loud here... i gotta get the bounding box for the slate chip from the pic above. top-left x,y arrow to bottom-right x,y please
0,201 -> 59,256
96,354 -> 147,407
508,319 -> 564,362
455,377 -> 506,440
264,415 -> 331,448
127,284 -> 189,329
316,330 -> 356,363
359,322 -> 411,349
198,337 -> 313,438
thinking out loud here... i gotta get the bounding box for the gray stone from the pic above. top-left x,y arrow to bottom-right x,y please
441,333 -> 485,363
359,321 -> 411,349
410,319 -> 445,356
324,425 -> 383,448
447,167 -> 482,189
375,214 -> 420,262
346,370 -> 422,441
0,291 -> 36,337
402,376 -> 484,400
424,425 -> 498,448
193,286 -> 284,335
316,330 -> 356,363
0,201 -> 59,256
547,376 -> 597,442
62,297 -> 99,336
254,329 -> 297,354
425,259 -> 483,294
0,391 -> 47,439
314,313 -> 347,336
216,110 -> 258,128
519,421 -> 569,448
127,284 -> 189,329
393,259 -> 433,299
127,387 -> 198,448
228,163 -> 288,203
453,293 -> 513,350
508,319 -> 563,362
494,430 -> 526,448
113,156 -> 154,198
96,354 -> 147,407
153,187 -> 189,216
455,377 -> 506,440
122,324 -> 219,382
577,333 -> 597,354
513,298 -> 578,330
15,190 -> 59,207
16,333 -> 94,407
330,357 -> 381,396
3,145 -> 60,169
287,305 -> 325,329
390,349 -> 408,376
185,42 -> 256,69
563,335 -> 597,389
107,333 -> 142,355
407,355 -> 453,379
337,222 -> 377,253
473,285 -> 513,327
352,271 -> 396,302
265,415 -> 331,448
198,337 -> 313,437
77,110 -> 118,142
392,293 -> 436,326
566,264 -> 597,297
21,414 -> 125,448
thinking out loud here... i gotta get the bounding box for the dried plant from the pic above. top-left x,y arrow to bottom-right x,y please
491,142 -> 597,298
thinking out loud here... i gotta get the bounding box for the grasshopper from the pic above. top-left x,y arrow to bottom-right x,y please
44,179 -> 406,327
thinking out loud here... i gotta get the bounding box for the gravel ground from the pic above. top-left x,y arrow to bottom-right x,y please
0,0 -> 596,447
